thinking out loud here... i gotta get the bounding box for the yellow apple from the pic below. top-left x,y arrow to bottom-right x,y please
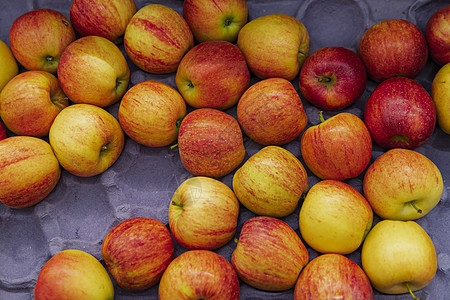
431,62 -> 450,133
0,40 -> 18,92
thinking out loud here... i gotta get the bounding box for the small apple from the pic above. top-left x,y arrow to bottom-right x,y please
431,62 -> 450,133
176,40 -> 250,110
237,14 -> 309,81
49,104 -> 124,177
159,250 -> 240,300
237,77 -> 308,145
231,216 -> 309,291
0,71 -> 69,137
300,112 -> 372,181
364,76 -> 436,149
358,19 -> 428,82
425,5 -> 450,66
118,80 -> 186,147
9,8 -> 76,74
0,40 -> 19,92
102,217 -> 174,291
363,148 -> 443,221
124,4 -> 194,74
34,249 -> 114,300
57,35 -> 130,108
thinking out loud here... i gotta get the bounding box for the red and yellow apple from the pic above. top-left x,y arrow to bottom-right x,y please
0,40 -> 19,92
425,5 -> 450,66
431,62 -> 450,133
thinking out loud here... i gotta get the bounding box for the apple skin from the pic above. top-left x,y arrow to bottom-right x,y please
231,216 -> 309,292
237,14 -> 309,81
299,46 -> 367,110
299,180 -> 373,255
425,5 -> 450,66
57,35 -> 130,108
176,40 -> 250,110
431,62 -> 450,133
118,80 -> 186,147
0,40 -> 19,92
49,104 -> 125,177
232,146 -> 309,218
0,136 -> 61,209
300,112 -> 372,181
9,8 -> 76,74
169,176 -> 240,250
294,253 -> 374,300
177,108 -> 245,178
237,78 -> 308,145
102,217 -> 174,291
364,76 -> 436,149
358,19 -> 428,82
159,250 -> 240,300
70,0 -> 137,44
124,4 -> 194,74
363,148 -> 443,221
0,71 -> 69,137
183,0 -> 248,43
361,220 -> 437,295
0,122 -> 6,140
34,249 -> 114,300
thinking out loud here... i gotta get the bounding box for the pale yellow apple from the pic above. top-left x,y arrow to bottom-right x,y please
0,40 -> 18,92
431,62 -> 450,133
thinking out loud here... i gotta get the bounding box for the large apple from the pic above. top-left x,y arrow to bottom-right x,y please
364,76 -> 436,149
102,217 -> 174,291
183,0 -> 248,43
0,71 -> 69,137
237,77 -> 308,145
0,40 -> 18,92
9,8 -> 76,74
175,40 -> 250,110
159,250 -> 240,300
124,4 -> 194,74
361,220 -> 437,297
300,112 -> 372,181
0,136 -> 60,209
169,176 -> 240,250
431,62 -> 450,133
237,14 -> 309,81
232,146 -> 309,217
49,104 -> 124,177
118,80 -> 186,147
425,5 -> 450,66
299,46 -> 367,110
34,249 -> 114,300
363,148 -> 443,221
57,35 -> 130,108
358,19 -> 428,82
177,108 -> 245,178
231,216 -> 309,291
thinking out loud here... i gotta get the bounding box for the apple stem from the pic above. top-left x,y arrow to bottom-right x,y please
61,19 -> 69,27
405,283 -> 419,300
298,49 -> 308,56
318,111 -> 325,123
409,201 -> 423,214
234,238 -> 239,244
169,143 -> 178,150
318,76 -> 332,83
171,200 -> 182,207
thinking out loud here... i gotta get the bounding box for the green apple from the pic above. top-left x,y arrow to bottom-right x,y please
431,62 -> 450,133
0,40 -> 18,92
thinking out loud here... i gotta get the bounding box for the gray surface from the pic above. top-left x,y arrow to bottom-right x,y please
0,0 -> 449,299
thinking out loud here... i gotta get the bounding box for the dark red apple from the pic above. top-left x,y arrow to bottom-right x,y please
0,122 -> 6,140
425,5 -> 450,66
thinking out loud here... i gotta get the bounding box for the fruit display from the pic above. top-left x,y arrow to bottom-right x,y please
0,0 -> 449,299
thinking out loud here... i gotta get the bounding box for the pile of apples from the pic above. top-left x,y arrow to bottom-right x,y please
0,0 -> 448,299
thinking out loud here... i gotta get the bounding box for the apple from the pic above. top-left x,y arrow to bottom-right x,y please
0,40 -> 19,92
49,104 -> 124,177
0,136 -> 60,209
183,0 -> 248,43
102,217 -> 174,291
0,71 -> 69,137
361,220 -> 437,297
177,108 -> 245,178
237,77 -> 308,145
118,80 -> 186,147
294,253 -> 374,300
124,4 -> 194,74
169,176 -> 240,250
0,122 -> 6,140
300,112 -> 372,181
299,46 -> 367,110
175,40 -> 250,110
425,5 -> 450,66
363,148 -> 443,221
9,8 -> 76,74
237,14 -> 309,81
159,250 -> 240,300
358,19 -> 428,82
70,0 -> 138,44
364,76 -> 436,149
34,249 -> 114,300
232,146 -> 309,217
57,35 -> 130,108
431,62 -> 450,133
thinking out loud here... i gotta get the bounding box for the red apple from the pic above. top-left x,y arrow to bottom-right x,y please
358,19 -> 428,82
364,76 -> 436,149
299,46 -> 367,110
425,5 -> 450,66
0,122 -> 6,140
